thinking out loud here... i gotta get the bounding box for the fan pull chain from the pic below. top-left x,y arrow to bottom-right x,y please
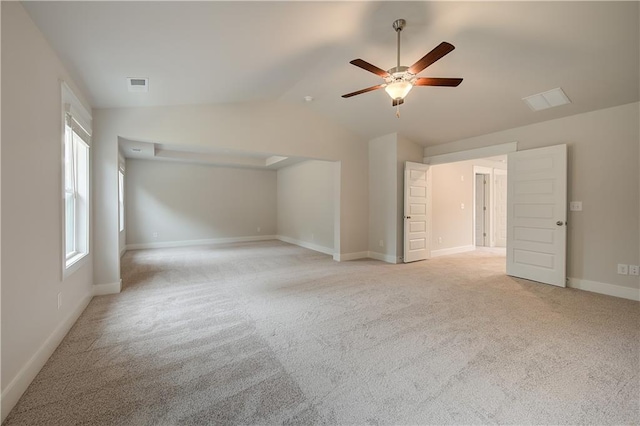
396,104 -> 400,118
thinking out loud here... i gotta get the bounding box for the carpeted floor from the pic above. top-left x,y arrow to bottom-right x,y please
4,241 -> 639,425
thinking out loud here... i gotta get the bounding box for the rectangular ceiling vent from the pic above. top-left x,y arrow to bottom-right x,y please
522,87 -> 570,111
127,77 -> 149,93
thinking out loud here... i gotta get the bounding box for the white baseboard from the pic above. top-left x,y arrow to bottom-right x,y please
120,247 -> 126,258
276,235 -> 334,256
368,251 -> 400,264
567,278 -> 640,301
126,235 -> 277,250
430,245 -> 475,258
334,251 -> 369,262
1,292 -> 93,422
93,280 -> 122,296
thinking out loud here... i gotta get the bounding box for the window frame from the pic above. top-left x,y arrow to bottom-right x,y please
118,168 -> 125,232
61,82 -> 92,278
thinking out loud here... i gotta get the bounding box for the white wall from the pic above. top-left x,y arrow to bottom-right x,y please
431,161 -> 474,252
1,2 -> 94,420
125,160 -> 277,247
277,160 -> 335,254
425,102 -> 640,292
368,133 -> 423,262
368,134 -> 397,260
93,102 -> 368,284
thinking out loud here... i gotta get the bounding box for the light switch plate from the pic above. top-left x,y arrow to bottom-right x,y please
618,264 -> 629,275
570,201 -> 582,211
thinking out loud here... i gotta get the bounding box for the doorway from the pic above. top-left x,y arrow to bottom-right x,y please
425,144 -> 568,288
428,156 -> 508,260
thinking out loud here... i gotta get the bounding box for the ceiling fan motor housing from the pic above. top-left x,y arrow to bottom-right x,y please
392,19 -> 406,32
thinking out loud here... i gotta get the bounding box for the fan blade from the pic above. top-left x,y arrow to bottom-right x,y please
342,84 -> 385,98
408,42 -> 455,75
414,77 -> 463,87
349,59 -> 390,78
392,98 -> 404,107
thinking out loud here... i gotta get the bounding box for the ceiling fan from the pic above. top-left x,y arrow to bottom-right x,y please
342,19 -> 462,114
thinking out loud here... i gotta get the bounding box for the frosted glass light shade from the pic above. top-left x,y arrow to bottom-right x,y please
385,81 -> 413,100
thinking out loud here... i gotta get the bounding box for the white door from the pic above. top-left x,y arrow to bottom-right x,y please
404,162 -> 430,263
475,174 -> 490,246
494,169 -> 507,247
507,144 -> 567,287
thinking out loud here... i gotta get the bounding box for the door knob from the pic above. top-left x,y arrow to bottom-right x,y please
405,216 -> 411,219
556,221 -> 565,226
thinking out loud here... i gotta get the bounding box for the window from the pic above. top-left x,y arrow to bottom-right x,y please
118,169 -> 125,232
62,83 -> 91,272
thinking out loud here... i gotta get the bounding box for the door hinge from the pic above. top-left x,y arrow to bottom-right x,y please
483,233 -> 486,237
483,206 -> 486,211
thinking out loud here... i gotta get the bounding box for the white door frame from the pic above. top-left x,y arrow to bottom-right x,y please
473,166 -> 494,247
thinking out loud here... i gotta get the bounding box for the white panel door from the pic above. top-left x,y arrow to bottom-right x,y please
475,174 -> 486,246
404,162 -> 430,263
507,144 -> 567,287
494,169 -> 507,247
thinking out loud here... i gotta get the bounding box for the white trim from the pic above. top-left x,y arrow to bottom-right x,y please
120,247 -> 127,258
1,293 -> 93,422
126,235 -> 277,250
567,278 -> 640,301
473,165 -> 494,248
430,245 -> 476,258
61,81 -> 92,134
424,142 -> 517,165
93,280 -> 122,296
368,251 -> 400,264
276,235 -> 334,256
333,251 -> 369,262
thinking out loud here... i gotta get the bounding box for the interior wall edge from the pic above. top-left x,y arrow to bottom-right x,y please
93,281 -> 122,296
276,235 -> 334,256
125,235 -> 277,251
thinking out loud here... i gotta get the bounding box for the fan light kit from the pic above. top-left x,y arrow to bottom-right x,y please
342,19 -> 463,117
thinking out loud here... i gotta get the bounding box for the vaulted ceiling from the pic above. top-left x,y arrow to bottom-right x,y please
24,1 -> 640,147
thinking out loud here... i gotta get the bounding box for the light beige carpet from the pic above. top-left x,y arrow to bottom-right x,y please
4,241 -> 639,425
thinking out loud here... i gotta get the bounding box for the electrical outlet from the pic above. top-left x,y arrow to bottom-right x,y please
460,175 -> 464,181
460,203 -> 465,210
57,292 -> 62,310
257,227 -> 261,233
569,201 -> 582,211
379,239 -> 384,247
152,232 -> 158,238
629,265 -> 639,276
311,233 -> 315,241
617,264 -> 629,275
438,237 -> 443,244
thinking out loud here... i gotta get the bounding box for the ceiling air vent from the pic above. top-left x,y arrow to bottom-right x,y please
522,87 -> 570,111
127,77 -> 149,93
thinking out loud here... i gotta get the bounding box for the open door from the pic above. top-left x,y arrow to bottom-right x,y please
404,162 -> 430,263
507,144 -> 567,287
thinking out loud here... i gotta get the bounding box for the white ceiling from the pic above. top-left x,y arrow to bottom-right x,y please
24,1 -> 639,147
